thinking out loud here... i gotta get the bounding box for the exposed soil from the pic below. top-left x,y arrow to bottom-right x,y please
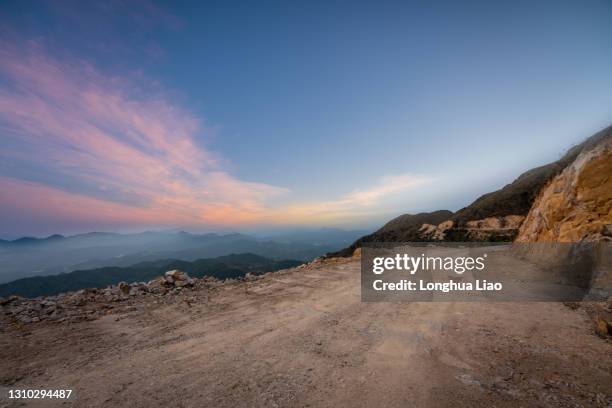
1,258 -> 611,407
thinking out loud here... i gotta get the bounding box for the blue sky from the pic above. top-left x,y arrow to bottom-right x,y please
0,0 -> 611,237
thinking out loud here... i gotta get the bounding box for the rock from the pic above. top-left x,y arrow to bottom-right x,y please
0,295 -> 22,306
165,270 -> 189,282
147,277 -> 170,293
516,135 -> 612,242
17,315 -> 32,323
118,281 -> 130,295
418,219 -> 456,240
244,272 -> 257,281
595,306 -> 612,337
174,279 -> 190,288
162,270 -> 193,288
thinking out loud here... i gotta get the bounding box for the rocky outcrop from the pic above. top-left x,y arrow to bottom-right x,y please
0,264 -> 303,326
418,215 -> 525,241
0,270 -> 219,324
418,220 -> 454,240
516,135 -> 612,242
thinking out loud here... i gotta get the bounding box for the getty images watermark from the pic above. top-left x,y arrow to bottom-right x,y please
361,242 -> 611,302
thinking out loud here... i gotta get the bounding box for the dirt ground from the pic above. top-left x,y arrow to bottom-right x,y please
1,258 -> 611,407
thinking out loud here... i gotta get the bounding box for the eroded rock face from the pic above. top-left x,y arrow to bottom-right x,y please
418,220 -> 454,240
418,216 -> 524,241
516,136 -> 612,243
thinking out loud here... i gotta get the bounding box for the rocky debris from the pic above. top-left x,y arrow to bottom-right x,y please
243,272 -> 268,282
466,215 -> 524,231
418,220 -> 454,240
516,134 -> 612,243
164,269 -> 196,287
0,265 -> 308,326
0,270 -> 213,325
418,215 -> 525,241
594,304 -> 612,337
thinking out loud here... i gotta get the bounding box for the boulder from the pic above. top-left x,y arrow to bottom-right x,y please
595,313 -> 611,337
118,281 -> 130,295
165,270 -> 189,282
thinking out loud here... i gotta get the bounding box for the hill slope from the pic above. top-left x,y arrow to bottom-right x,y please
332,125 -> 612,255
327,210 -> 453,257
452,125 -> 611,224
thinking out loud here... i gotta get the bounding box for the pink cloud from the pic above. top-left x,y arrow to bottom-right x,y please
0,40 -> 288,228
0,40 -> 431,232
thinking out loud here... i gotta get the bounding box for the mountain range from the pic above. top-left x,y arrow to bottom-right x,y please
0,253 -> 303,298
0,229 -> 367,284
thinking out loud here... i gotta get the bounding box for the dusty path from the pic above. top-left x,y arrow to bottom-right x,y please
1,259 -> 611,407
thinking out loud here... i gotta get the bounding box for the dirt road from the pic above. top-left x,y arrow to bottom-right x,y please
1,258 -> 611,407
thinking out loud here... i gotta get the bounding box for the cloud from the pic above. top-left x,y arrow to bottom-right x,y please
268,174 -> 430,225
0,40 -> 430,232
0,39 -> 289,227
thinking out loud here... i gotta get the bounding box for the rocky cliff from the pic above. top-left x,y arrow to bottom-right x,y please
516,135 -> 612,242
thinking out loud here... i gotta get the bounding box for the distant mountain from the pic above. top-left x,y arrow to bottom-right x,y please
0,253 -> 303,298
0,230 -> 360,283
0,234 -> 67,246
259,228 -> 371,246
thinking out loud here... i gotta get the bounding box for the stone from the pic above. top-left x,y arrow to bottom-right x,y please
595,307 -> 611,337
0,295 -> 22,306
174,279 -> 190,288
165,270 -> 189,282
118,281 -> 130,295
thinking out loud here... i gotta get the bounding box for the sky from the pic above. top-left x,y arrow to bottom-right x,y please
0,0 -> 611,238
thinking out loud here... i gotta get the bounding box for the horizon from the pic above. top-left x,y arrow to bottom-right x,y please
1,0 -> 612,237
0,226 -> 373,241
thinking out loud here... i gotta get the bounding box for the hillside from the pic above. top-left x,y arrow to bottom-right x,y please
331,125 -> 612,256
451,125 -> 612,224
327,210 -> 453,257
0,253 -> 302,298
